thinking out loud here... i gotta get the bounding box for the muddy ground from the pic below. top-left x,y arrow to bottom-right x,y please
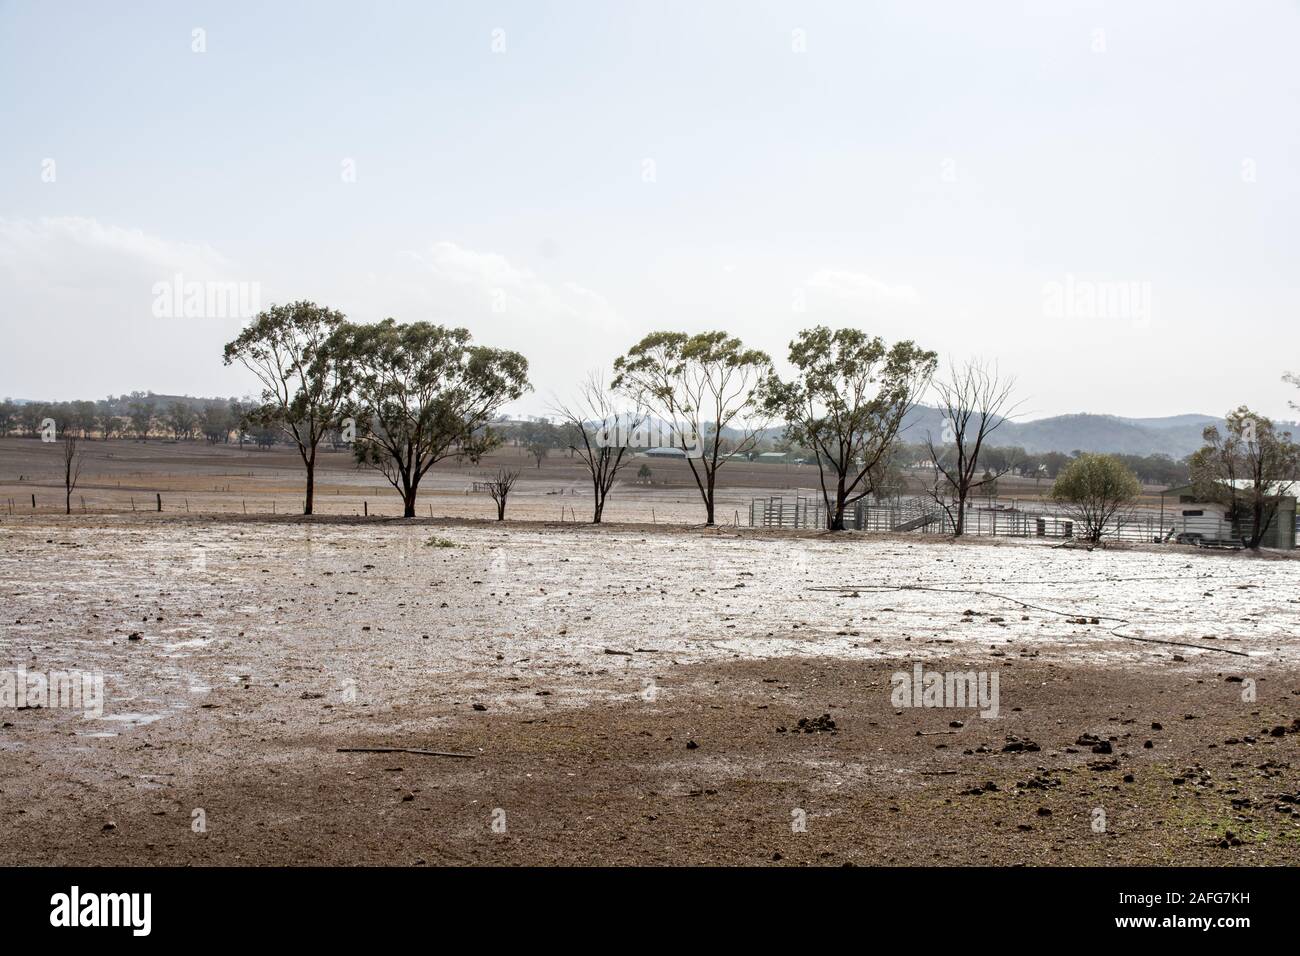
1,515 -> 1297,865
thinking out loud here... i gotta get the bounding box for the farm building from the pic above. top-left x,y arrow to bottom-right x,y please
1162,481 -> 1296,549
641,446 -> 688,458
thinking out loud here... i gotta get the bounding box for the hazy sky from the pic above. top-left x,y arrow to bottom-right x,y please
2,0 -> 1298,422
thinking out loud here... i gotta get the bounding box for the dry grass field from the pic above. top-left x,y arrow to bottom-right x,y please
0,437 -> 825,524
0,436 -> 1169,521
1,440 -> 1297,865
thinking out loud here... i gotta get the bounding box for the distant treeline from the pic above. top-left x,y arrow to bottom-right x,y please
0,393 -> 280,446
882,441 -> 1190,487
0,394 -> 1191,486
0,395 -> 568,451
500,423 -> 1190,485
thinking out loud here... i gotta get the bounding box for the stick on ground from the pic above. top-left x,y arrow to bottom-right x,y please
336,747 -> 476,759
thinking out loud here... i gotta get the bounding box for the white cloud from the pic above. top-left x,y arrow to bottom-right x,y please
399,240 -> 621,331
0,217 -> 260,400
0,225 -> 626,406
0,216 -> 238,289
345,241 -> 628,408
805,268 -> 920,305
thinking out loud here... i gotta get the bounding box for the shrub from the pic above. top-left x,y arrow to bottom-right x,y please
1050,454 -> 1141,543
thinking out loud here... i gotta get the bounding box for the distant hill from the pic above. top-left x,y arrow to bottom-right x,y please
1114,414 -> 1220,430
899,407 -> 1226,458
994,413 -> 1218,457
768,407 -> 1243,459
898,408 -> 1300,458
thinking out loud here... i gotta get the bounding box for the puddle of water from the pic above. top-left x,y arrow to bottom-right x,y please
100,712 -> 167,726
164,638 -> 211,652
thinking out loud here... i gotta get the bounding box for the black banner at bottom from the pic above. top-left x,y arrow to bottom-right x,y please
0,866 -> 1278,940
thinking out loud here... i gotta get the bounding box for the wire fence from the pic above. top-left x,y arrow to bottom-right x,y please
749,495 -> 828,529
749,494 -> 1267,547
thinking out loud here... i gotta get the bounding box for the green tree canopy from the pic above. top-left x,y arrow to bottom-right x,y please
223,301 -> 350,514
760,326 -> 936,530
337,319 -> 529,517
612,330 -> 772,525
1050,453 -> 1141,543
1188,406 -> 1299,548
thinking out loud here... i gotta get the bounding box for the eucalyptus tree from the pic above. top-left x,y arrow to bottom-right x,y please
612,331 -> 772,526
1189,407 -> 1299,549
223,301 -> 350,514
336,319 -> 529,517
760,326 -> 937,531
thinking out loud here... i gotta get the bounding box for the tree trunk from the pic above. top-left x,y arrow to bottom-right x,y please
828,476 -> 848,531
496,498 -> 506,520
400,466 -> 422,518
954,490 -> 967,536
303,455 -> 315,516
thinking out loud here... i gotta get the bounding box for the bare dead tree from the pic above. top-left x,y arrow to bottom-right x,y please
552,372 -> 648,523
924,359 -> 1022,536
62,434 -> 83,515
484,467 -> 520,521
